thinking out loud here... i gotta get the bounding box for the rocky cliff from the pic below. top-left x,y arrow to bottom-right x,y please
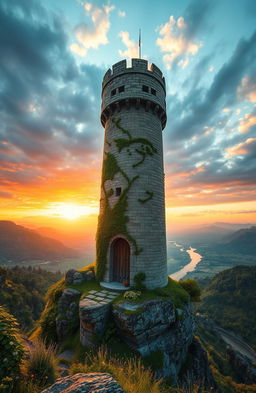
38,268 -> 214,388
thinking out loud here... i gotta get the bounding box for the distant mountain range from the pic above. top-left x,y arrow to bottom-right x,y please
174,222 -> 256,246
0,221 -> 78,263
222,226 -> 256,255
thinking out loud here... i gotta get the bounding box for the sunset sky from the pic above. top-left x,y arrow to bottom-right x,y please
0,0 -> 256,239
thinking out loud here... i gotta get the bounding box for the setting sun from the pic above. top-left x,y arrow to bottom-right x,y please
46,203 -> 98,220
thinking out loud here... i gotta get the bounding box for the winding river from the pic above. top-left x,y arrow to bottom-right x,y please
169,247 -> 202,280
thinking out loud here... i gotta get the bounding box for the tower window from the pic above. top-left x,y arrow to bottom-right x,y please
118,85 -> 125,93
116,187 -> 122,196
151,88 -> 156,96
111,89 -> 116,96
142,85 -> 149,93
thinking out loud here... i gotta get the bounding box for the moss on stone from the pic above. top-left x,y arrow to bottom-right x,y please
95,117 -> 159,282
138,191 -> 153,204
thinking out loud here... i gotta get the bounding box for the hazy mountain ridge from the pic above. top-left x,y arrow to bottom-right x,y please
222,226 -> 256,254
174,222 -> 256,244
0,220 -> 78,262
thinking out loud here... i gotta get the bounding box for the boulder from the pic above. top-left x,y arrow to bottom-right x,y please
65,269 -> 95,285
41,373 -> 125,393
65,269 -> 77,284
85,270 -> 95,281
79,299 -> 111,347
73,272 -> 84,285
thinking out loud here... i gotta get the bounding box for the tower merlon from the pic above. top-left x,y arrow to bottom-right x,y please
103,58 -> 166,89
101,59 -> 167,130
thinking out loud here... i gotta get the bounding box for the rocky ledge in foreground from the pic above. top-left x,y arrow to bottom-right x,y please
79,296 -> 196,382
42,373 -> 125,393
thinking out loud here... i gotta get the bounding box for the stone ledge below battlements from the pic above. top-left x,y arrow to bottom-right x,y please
101,97 -> 167,129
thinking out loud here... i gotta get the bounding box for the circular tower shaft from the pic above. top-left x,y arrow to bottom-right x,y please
96,58 -> 167,289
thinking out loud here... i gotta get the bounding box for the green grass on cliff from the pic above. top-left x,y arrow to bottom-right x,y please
113,277 -> 190,310
30,279 -> 65,344
31,267 -> 191,344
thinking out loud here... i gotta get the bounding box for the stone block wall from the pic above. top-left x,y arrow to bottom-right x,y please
97,59 -> 167,289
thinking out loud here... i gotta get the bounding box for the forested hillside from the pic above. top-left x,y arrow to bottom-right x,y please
196,265 -> 256,350
0,266 -> 62,330
0,221 -> 78,262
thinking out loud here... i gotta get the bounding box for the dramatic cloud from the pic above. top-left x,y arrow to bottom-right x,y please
118,31 -> 139,59
70,3 -> 114,56
167,30 -> 256,141
156,0 -> 213,69
238,111 -> 256,134
156,15 -> 202,69
0,191 -> 13,199
237,75 -> 256,102
225,138 -> 256,158
0,0 -> 104,193
164,29 -> 256,204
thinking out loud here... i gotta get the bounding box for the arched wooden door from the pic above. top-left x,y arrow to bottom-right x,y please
112,238 -> 130,283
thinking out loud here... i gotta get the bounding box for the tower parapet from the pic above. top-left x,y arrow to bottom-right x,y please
101,59 -> 167,129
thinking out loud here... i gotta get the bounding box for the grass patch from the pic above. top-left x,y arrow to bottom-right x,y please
21,339 -> 58,389
69,347 -> 168,393
70,280 -> 102,298
114,278 -> 189,309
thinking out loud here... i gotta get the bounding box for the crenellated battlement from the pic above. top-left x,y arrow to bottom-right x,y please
103,58 -> 165,90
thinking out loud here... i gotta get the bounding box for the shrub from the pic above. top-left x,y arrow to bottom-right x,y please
22,339 -> 58,388
134,272 -> 146,290
123,290 -> 142,300
0,306 -> 24,392
154,278 -> 190,308
179,279 -> 201,302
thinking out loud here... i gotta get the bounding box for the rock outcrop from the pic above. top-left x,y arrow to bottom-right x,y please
181,337 -> 216,389
80,299 -> 111,347
65,269 -> 95,285
79,296 -> 194,382
56,288 -> 82,341
42,373 -> 125,393
114,300 -> 194,381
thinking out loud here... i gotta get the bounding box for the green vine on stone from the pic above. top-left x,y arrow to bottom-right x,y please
112,117 -> 157,168
138,191 -> 153,204
96,118 -> 157,281
112,117 -> 132,139
96,151 -> 142,281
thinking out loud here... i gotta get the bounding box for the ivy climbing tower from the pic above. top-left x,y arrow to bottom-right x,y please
96,58 -> 167,289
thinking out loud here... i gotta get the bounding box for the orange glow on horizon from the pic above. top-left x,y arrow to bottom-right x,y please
45,202 -> 98,220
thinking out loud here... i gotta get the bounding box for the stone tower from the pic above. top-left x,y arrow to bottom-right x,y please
96,58 -> 167,289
